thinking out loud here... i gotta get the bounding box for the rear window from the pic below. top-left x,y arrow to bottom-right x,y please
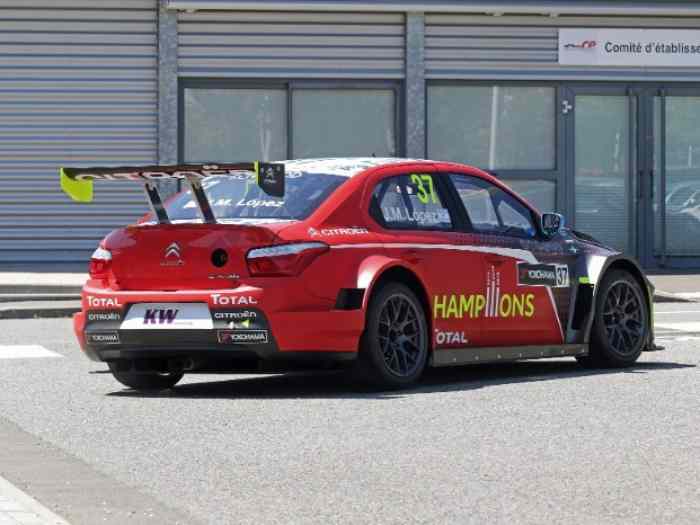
165,172 -> 347,221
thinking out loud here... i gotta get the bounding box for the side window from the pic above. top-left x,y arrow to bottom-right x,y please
371,174 -> 453,230
450,175 -> 537,238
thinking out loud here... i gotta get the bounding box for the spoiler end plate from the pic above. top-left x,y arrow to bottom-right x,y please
60,167 -> 93,203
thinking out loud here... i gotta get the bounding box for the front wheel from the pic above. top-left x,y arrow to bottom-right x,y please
357,283 -> 429,388
578,270 -> 649,368
108,362 -> 184,392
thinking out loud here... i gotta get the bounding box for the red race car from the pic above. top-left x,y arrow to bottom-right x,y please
61,158 -> 656,391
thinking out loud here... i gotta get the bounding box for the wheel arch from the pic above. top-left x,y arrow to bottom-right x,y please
358,259 -> 432,349
585,255 -> 654,347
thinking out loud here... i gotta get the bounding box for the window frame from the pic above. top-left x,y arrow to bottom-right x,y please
445,172 -> 544,240
368,172 -> 464,233
178,78 -> 404,163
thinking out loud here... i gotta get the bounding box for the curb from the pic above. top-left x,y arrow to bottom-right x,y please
0,294 -> 81,304
0,474 -> 71,525
0,302 -> 81,320
0,285 -> 82,295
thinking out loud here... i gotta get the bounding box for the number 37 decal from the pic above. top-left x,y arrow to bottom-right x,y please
410,174 -> 438,204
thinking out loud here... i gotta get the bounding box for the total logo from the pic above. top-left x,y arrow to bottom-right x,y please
433,267 -> 535,320
434,329 -> 468,346
308,227 -> 369,237
211,294 -> 258,306
87,296 -> 123,308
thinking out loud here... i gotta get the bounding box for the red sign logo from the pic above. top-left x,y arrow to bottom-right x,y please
564,40 -> 597,49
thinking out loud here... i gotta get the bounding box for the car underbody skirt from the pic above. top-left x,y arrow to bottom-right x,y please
431,344 -> 588,367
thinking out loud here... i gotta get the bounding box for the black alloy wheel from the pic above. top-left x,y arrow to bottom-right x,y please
578,269 -> 649,368
358,283 -> 429,387
602,280 -> 645,355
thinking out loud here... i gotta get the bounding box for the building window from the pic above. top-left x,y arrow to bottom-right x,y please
182,82 -> 399,163
499,179 -> 556,212
184,88 -> 287,162
292,89 -> 396,158
427,85 -> 555,170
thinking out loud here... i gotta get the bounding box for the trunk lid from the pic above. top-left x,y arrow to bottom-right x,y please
106,223 -> 283,290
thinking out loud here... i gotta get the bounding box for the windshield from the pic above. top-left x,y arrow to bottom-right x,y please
165,171 -> 347,222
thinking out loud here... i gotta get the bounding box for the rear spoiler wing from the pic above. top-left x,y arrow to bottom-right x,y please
59,162 -> 285,224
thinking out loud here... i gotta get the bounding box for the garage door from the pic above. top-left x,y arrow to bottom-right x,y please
0,0 -> 156,262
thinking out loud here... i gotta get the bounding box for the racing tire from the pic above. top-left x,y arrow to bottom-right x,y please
357,282 -> 429,388
108,362 -> 184,391
577,270 -> 649,368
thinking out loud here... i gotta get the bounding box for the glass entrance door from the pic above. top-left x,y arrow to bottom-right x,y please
568,88 -> 637,255
564,85 -> 700,267
652,91 -> 700,265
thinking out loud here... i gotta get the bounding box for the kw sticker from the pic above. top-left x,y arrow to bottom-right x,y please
517,263 -> 570,288
433,266 -> 535,320
143,308 -> 178,325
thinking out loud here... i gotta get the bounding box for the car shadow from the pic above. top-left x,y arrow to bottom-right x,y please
106,359 -> 695,400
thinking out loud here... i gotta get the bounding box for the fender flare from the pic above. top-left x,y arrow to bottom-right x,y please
356,256 -> 427,311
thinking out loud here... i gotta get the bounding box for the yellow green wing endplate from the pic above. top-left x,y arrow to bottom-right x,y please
60,168 -> 93,203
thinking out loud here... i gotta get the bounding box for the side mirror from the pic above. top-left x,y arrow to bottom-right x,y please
541,212 -> 565,238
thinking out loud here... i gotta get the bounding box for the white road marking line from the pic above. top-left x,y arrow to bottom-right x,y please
655,310 -> 700,315
655,322 -> 700,332
0,474 -> 70,524
0,345 -> 62,359
655,336 -> 700,343
676,292 -> 700,300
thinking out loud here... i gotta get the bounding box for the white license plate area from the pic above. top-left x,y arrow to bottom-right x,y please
120,303 -> 213,330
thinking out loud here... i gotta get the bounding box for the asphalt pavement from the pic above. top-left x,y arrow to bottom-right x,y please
0,305 -> 698,525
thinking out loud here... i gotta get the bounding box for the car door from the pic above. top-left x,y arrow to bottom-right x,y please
369,171 -> 487,348
446,173 -> 566,347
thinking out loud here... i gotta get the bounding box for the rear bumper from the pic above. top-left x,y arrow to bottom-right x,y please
74,285 -> 365,364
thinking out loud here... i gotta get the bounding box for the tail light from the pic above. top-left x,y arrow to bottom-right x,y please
89,246 -> 112,279
247,242 -> 328,277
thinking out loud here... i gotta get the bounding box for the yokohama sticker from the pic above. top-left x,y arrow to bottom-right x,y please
218,330 -> 269,345
86,331 -> 120,345
517,263 -> 570,288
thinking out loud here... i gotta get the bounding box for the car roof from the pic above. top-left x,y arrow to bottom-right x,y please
283,157 -> 431,178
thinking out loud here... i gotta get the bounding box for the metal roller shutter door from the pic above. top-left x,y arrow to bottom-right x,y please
0,0 -> 157,263
177,10 -> 405,78
425,13 -> 700,81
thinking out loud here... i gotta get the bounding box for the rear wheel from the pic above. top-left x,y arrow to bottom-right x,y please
357,283 -> 429,388
108,362 -> 184,391
578,270 -> 649,368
